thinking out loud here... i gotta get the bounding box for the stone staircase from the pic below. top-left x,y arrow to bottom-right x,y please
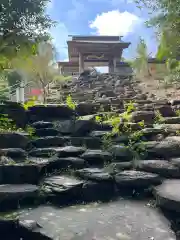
1,77 -> 180,238
46,73 -> 140,104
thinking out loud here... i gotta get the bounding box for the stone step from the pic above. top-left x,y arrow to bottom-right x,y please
44,156 -> 87,172
74,168 -> 113,182
114,170 -> 162,190
65,136 -> 102,149
16,200 -> 176,240
0,218 -> 51,240
28,105 -> 76,122
143,138 -> 180,159
31,118 -> 113,137
41,175 -> 84,204
41,173 -> 115,204
0,184 -> 38,211
30,136 -> 102,150
0,148 -> 27,160
28,147 -> 113,168
154,179 -> 180,212
0,162 -> 45,184
0,132 -> 29,149
31,121 -> 54,129
136,160 -> 180,178
30,136 -> 68,148
28,146 -> 86,158
34,128 -> 60,137
80,149 -> 112,166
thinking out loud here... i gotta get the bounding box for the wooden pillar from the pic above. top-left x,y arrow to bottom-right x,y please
108,57 -> 114,73
19,81 -> 25,103
79,52 -> 84,73
61,66 -> 64,75
113,58 -> 117,72
59,66 -> 62,74
108,58 -> 111,73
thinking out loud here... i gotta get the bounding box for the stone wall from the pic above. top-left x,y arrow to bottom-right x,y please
114,65 -> 133,76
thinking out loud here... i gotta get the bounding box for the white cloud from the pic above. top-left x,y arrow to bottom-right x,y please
89,10 -> 141,36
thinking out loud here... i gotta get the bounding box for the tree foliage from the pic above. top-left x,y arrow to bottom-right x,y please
156,32 -> 170,60
0,0 -> 54,68
11,42 -> 59,103
6,70 -> 22,89
136,0 -> 180,58
164,63 -> 180,86
132,38 -> 151,76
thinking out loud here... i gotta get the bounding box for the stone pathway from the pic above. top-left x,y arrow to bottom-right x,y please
18,200 -> 175,240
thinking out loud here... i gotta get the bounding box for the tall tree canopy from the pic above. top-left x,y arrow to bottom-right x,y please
0,0 -> 54,67
156,32 -> 171,60
132,37 -> 151,76
136,0 -> 180,58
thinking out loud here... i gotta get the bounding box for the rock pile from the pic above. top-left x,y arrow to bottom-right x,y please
47,71 -> 139,103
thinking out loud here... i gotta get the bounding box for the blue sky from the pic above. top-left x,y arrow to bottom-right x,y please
46,0 -> 158,62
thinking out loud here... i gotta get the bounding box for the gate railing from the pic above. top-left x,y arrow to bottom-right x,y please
0,79 -> 63,103
0,81 -> 40,103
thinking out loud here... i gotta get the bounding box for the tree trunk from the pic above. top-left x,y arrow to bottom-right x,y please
39,77 -> 47,104
147,65 -> 152,77
42,86 -> 47,104
40,81 -> 47,104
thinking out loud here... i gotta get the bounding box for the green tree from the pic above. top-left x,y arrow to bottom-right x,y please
156,32 -> 170,60
0,0 -> 54,69
135,0 -> 180,58
132,38 -> 151,76
0,72 -> 9,100
6,70 -> 23,95
11,42 -> 60,103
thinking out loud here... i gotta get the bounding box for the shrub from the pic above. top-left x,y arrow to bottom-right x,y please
66,95 -> 76,110
0,114 -> 18,132
154,110 -> 164,124
23,96 -> 37,110
96,101 -> 146,160
0,113 -> 35,138
164,62 -> 180,87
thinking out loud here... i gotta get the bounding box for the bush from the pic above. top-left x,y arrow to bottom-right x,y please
0,113 -> 35,137
164,62 -> 180,86
95,101 -> 146,161
166,59 -> 179,71
0,114 -> 18,132
23,97 -> 37,110
66,95 -> 76,110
